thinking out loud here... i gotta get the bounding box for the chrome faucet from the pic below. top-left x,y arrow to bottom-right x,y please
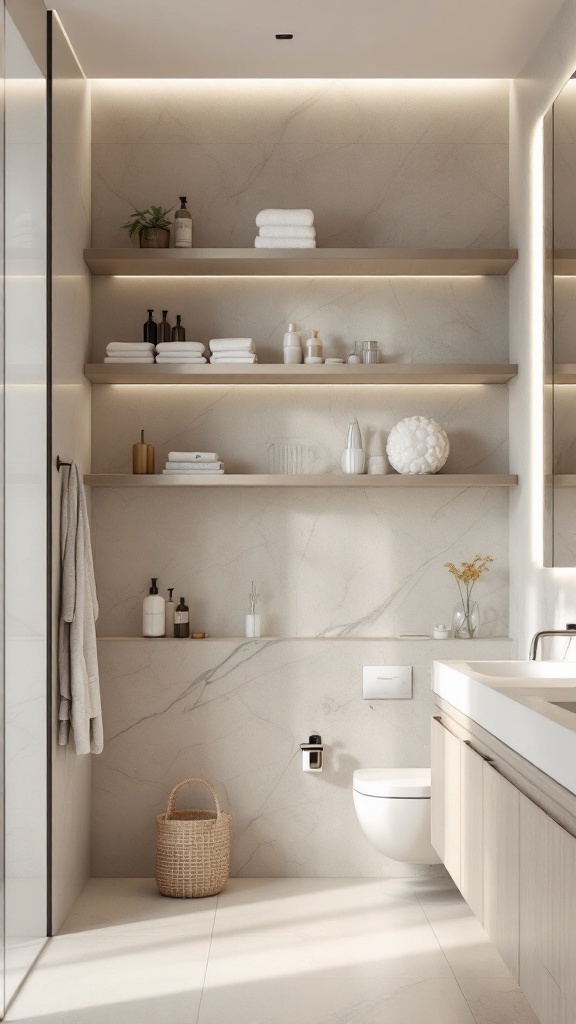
529,626 -> 576,660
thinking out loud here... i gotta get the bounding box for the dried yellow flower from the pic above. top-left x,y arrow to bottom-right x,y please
444,555 -> 494,584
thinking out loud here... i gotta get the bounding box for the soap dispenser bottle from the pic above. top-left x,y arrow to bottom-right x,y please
174,597 -> 190,638
143,309 -> 157,345
283,323 -> 303,365
304,329 -> 323,364
165,588 -> 175,637
158,310 -> 171,344
174,196 -> 193,248
143,578 -> 165,637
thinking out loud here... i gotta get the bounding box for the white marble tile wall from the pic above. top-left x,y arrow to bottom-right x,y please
91,276 -> 508,364
51,22 -> 92,931
93,636 -> 514,878
90,79 -> 508,249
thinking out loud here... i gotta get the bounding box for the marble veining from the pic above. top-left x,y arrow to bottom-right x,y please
90,80 -> 508,249
93,637 -> 514,878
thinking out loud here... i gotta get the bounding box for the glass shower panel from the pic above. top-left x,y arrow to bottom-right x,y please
4,4 -> 47,1006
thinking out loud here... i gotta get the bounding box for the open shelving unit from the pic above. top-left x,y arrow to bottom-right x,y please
84,362 -> 518,386
83,246 -> 518,278
85,473 -> 518,488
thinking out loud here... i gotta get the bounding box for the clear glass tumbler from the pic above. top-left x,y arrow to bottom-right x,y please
362,340 -> 379,364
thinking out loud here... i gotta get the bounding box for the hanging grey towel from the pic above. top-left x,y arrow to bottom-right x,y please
58,462 -> 103,754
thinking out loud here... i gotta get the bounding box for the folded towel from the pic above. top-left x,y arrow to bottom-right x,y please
107,342 -> 155,353
155,342 -> 205,354
255,236 -> 316,249
155,356 -> 208,364
167,461 -> 222,470
209,338 -> 255,353
163,468 -> 225,475
104,356 -> 155,364
164,462 -> 224,472
259,225 -> 316,239
168,452 -> 220,463
210,354 -> 258,364
256,209 -> 314,228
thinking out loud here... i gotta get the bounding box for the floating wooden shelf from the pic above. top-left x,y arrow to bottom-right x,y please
554,251 -> 576,275
85,473 -> 518,488
83,247 -> 518,278
553,475 -> 576,487
84,363 -> 518,386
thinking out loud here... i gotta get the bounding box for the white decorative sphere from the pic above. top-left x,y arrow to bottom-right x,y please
386,415 -> 450,475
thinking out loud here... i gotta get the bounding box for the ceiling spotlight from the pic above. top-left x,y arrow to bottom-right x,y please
275,33 -> 293,40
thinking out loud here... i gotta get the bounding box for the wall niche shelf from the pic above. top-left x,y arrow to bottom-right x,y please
84,363 -> 518,386
554,251 -> 576,275
553,365 -> 576,383
85,474 -> 518,489
83,247 -> 518,278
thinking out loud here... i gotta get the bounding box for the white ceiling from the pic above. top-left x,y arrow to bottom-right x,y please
49,0 -> 565,79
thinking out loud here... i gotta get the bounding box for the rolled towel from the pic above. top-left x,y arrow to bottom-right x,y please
156,356 -> 207,364
104,356 -> 155,364
259,225 -> 316,239
164,462 -> 224,472
155,342 -> 205,354
256,209 -> 314,228
255,236 -> 316,249
209,338 -> 255,353
107,342 -> 155,353
168,452 -> 220,462
210,354 -> 257,364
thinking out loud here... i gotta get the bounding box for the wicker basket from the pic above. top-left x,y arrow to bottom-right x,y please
156,778 -> 231,898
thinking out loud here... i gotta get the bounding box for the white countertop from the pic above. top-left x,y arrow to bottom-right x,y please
433,660 -> 576,796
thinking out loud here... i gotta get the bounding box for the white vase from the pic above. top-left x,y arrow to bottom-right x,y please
341,448 -> 366,474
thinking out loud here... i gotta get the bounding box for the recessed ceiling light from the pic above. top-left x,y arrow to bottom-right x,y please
275,33 -> 293,40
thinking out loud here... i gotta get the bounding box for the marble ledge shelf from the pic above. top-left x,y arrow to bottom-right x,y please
84,473 -> 518,488
96,635 -> 513,643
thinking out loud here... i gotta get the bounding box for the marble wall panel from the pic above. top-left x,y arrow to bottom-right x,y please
92,636 -> 514,878
92,484 -> 509,641
91,276 -> 509,365
90,80 -> 508,249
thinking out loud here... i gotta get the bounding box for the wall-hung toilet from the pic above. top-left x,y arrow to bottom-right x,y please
353,768 -> 441,865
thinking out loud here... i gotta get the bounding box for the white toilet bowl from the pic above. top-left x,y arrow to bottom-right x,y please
353,768 -> 441,865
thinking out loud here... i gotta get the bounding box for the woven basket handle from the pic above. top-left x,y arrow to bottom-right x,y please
165,777 -> 222,821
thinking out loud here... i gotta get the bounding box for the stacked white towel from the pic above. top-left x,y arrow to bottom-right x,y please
209,338 -> 257,364
155,342 -> 207,365
162,451 -> 225,475
255,209 -> 316,249
104,342 -> 155,364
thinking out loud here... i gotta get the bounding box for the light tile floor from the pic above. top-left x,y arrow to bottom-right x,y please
5,877 -> 540,1024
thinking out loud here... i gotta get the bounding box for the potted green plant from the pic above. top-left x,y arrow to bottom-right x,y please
122,205 -> 173,248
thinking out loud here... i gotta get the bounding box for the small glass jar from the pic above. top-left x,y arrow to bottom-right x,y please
362,340 -> 379,364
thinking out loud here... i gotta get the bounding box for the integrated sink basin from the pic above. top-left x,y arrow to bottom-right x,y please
433,659 -> 576,796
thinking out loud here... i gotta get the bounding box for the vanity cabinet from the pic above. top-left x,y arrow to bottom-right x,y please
432,705 -> 576,1021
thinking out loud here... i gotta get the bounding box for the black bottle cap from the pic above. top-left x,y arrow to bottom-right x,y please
309,734 -> 321,744
179,196 -> 187,206
150,578 -> 159,594
179,597 -> 186,604
162,310 -> 168,317
176,315 -> 181,323
168,588 -> 174,600
567,623 -> 576,630
147,309 -> 154,315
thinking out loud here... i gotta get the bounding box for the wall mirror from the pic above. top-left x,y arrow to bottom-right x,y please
545,74 -> 576,565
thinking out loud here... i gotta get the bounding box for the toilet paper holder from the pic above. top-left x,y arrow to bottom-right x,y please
300,733 -> 323,772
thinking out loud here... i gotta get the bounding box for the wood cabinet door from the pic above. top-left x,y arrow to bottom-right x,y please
519,793 -> 576,1024
482,760 -> 520,980
460,740 -> 484,922
431,716 -> 461,886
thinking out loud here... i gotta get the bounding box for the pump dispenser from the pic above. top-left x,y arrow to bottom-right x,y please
143,578 -> 165,637
174,196 -> 193,248
174,597 -> 190,638
165,588 -> 175,637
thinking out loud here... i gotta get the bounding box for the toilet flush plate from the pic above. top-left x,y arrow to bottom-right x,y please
363,666 -> 412,699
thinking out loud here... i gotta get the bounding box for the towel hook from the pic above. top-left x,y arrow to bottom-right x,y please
56,456 -> 71,471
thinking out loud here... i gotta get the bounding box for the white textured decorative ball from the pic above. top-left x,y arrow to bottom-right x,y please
386,415 -> 450,475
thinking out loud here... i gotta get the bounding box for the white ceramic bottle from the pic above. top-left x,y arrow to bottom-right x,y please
304,329 -> 323,364
341,418 -> 366,474
283,323 -> 303,364
143,578 -> 166,637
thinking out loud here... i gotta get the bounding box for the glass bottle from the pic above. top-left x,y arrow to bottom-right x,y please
171,315 -> 186,342
174,196 -> 193,248
158,310 -> 171,344
174,597 -> 190,639
143,309 -> 157,345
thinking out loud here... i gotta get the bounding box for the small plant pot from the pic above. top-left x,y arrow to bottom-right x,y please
139,227 -> 170,249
